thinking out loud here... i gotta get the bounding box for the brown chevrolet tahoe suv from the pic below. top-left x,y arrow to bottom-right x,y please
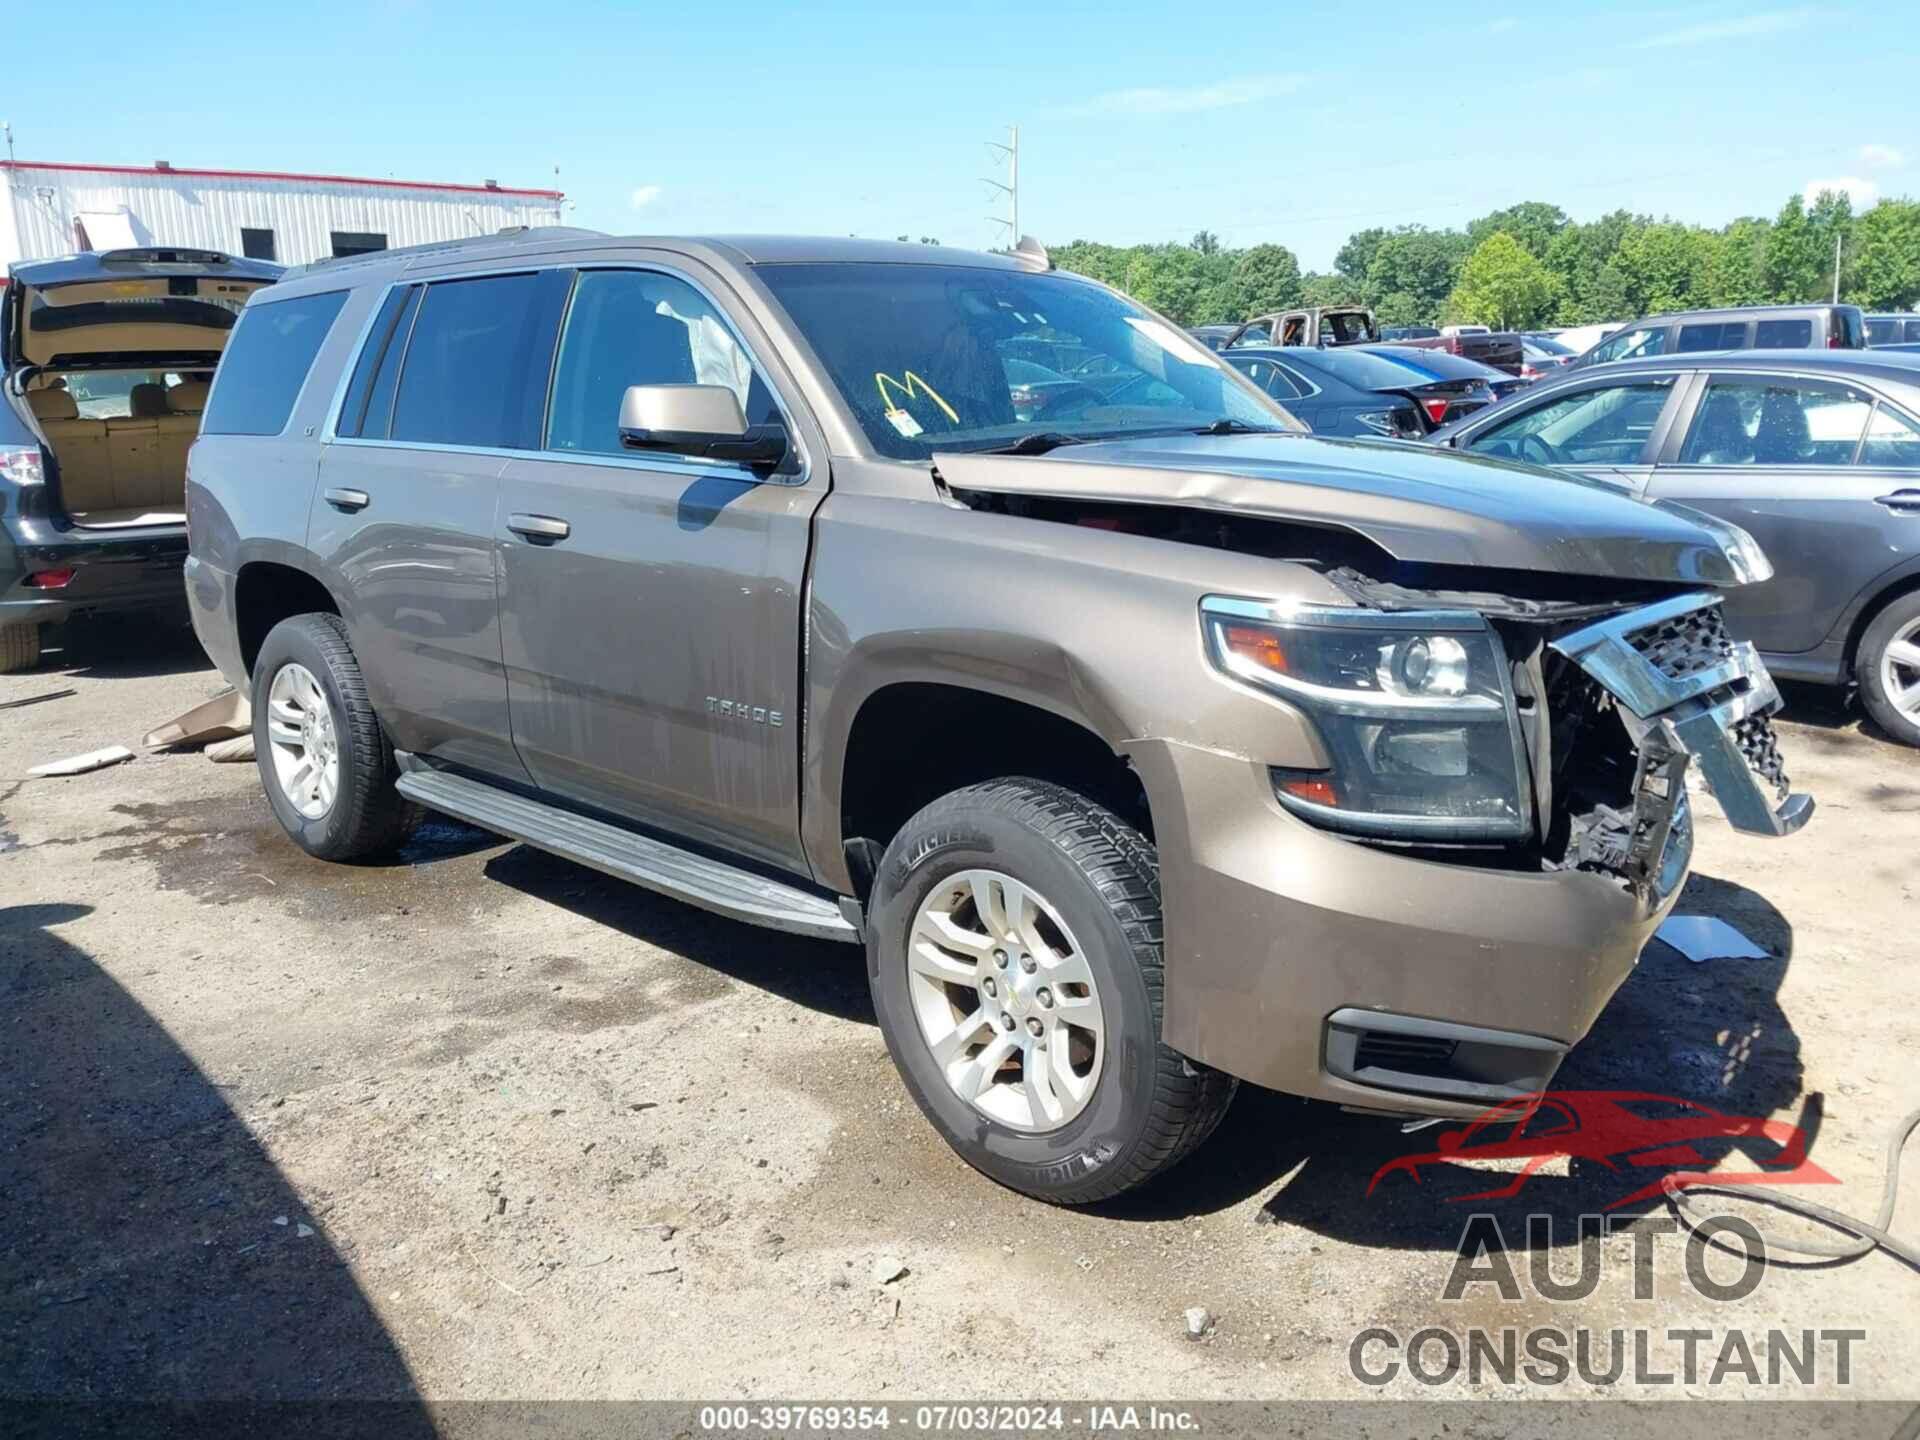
184,230 -> 1810,1204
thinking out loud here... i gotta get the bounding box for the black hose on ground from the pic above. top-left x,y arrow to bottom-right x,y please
1661,1107 -> 1920,1268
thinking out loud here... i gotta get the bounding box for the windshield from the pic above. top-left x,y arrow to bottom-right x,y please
754,262 -> 1297,457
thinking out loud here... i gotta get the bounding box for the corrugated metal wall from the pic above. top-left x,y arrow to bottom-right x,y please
2,165 -> 566,272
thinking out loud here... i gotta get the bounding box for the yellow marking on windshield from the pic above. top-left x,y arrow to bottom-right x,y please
875,370 -> 959,425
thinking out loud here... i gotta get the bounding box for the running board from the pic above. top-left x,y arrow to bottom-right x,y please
395,766 -> 859,944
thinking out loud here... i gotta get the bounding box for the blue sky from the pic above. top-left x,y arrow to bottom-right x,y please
8,0 -> 1915,268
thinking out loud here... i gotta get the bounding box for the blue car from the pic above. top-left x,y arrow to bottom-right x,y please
1224,345 -> 1497,438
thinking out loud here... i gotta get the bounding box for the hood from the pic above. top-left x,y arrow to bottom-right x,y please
934,432 -> 1762,587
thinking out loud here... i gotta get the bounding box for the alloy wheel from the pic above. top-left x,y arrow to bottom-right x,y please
1880,617 -> 1920,722
265,662 -> 340,819
905,869 -> 1106,1133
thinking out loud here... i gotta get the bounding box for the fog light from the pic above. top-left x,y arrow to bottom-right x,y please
24,567 -> 75,589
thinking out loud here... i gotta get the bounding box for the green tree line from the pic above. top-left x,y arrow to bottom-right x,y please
1051,192 -> 1920,331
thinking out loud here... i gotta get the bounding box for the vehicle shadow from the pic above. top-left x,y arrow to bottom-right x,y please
480,844 -> 876,1024
1099,870 -> 1812,1247
0,903 -> 432,1423
34,611 -> 212,681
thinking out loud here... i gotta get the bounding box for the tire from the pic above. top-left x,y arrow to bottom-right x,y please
0,622 -> 42,673
251,613 -> 417,861
1856,591 -> 1920,748
865,778 -> 1236,1205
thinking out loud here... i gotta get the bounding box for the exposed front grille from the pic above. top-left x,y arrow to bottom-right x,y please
1626,604 -> 1737,681
1734,712 -> 1791,799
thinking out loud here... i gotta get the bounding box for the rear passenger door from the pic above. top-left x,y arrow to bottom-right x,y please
495,262 -> 830,873
1645,372 -> 1904,655
310,268 -> 570,782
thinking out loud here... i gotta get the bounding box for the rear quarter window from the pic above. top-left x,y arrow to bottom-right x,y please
200,290 -> 350,437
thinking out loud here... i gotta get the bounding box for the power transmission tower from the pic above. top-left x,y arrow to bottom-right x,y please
982,126 -> 1018,247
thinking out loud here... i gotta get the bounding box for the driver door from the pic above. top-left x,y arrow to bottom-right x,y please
1454,372 -> 1689,492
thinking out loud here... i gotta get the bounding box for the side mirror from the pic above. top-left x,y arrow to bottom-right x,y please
618,384 -> 788,471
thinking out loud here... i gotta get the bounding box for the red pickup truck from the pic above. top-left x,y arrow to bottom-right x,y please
1220,307 -> 1524,376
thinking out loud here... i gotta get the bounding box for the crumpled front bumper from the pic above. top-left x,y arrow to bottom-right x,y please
1149,589 -> 1808,1114
1550,591 -> 1814,843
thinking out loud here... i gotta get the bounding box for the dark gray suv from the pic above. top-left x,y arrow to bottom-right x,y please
1431,350 -> 1920,744
184,229 -> 1808,1203
1573,304 -> 1867,368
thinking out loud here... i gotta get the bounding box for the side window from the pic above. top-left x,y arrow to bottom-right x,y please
1906,320 -> 1920,343
1229,323 -> 1272,348
389,272 -> 570,450
1755,318 -> 1813,348
1860,405 -> 1920,467
1677,321 -> 1747,353
1235,360 -> 1301,400
546,269 -> 768,457
201,290 -> 349,437
1590,325 -> 1667,364
336,285 -> 419,439
1465,380 -> 1673,465
1865,318 -> 1898,346
1678,379 -> 1873,466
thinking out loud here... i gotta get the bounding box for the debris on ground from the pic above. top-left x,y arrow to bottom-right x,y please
296,1223 -> 315,1238
871,1255 -> 908,1286
142,689 -> 249,752
1185,1307 -> 1215,1340
203,734 -> 256,764
1654,914 -> 1770,963
28,745 -> 137,778
0,688 -> 75,712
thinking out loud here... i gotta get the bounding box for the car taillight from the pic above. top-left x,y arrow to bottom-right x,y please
1,446 -> 45,486
1422,398 -> 1452,426
25,567 -> 75,589
1828,334 -> 1842,348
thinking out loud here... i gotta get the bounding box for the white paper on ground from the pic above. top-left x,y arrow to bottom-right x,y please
1655,914 -> 1770,963
28,744 -> 137,777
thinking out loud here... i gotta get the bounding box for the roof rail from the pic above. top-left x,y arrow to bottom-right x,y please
281,225 -> 607,282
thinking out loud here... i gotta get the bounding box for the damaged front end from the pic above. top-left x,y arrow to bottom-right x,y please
1544,592 -> 1812,894
1201,585 -> 1810,908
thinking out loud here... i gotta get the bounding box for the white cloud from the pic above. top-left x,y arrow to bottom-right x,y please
1860,143 -> 1905,171
1803,176 -> 1878,209
628,184 -> 663,211
1634,7 -> 1813,49
1071,75 -> 1302,116
1486,16 -> 1518,32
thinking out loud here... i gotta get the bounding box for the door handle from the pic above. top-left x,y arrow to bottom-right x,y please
323,487 -> 370,512
507,513 -> 571,542
1873,490 -> 1920,514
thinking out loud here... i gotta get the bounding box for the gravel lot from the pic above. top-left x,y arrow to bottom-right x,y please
4,613 -> 1917,1413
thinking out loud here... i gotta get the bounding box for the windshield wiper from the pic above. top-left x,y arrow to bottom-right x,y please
1193,418 -> 1286,436
973,431 -> 1092,456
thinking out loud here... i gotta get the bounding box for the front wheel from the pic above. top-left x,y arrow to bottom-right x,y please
1856,593 -> 1920,748
865,779 -> 1236,1205
251,613 -> 416,860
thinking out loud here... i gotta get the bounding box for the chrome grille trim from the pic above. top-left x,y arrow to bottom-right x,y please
1549,592 -> 1813,839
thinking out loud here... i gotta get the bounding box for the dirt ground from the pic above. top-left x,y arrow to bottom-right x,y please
3,613 -> 1917,1415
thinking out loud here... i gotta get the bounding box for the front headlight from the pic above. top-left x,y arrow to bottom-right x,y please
1201,596 -> 1531,841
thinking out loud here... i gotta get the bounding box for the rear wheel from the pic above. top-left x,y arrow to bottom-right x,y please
865,778 -> 1236,1205
1857,593 -> 1920,748
0,622 -> 42,673
252,613 -> 416,860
